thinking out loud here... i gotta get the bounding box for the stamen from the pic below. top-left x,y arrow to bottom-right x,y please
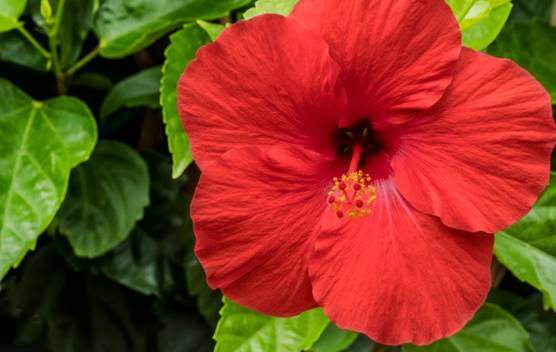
328,170 -> 376,218
327,143 -> 376,219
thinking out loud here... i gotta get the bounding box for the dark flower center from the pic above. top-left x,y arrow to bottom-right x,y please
333,120 -> 382,164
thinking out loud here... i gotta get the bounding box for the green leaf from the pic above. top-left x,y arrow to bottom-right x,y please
403,304 -> 534,352
494,172 -> 556,310
495,232 -> 556,310
511,295 -> 556,352
445,0 -> 513,50
510,0 -> 553,22
214,298 -> 329,352
47,276 -> 148,352
196,20 -> 225,41
243,0 -> 297,19
1,245 -> 68,345
312,323 -> 359,352
100,66 -> 162,120
185,256 -> 222,327
99,152 -> 191,297
490,292 -> 556,352
0,0 -> 27,32
57,140 -> 150,258
161,24 -> 210,178
29,0 -> 96,68
93,0 -> 251,59
0,78 -> 97,280
100,228 -> 170,296
0,30 -> 48,71
40,0 -> 53,24
488,19 -> 556,103
157,305 -> 213,352
344,335 -> 376,352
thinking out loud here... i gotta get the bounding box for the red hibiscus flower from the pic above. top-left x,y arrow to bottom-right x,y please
177,0 -> 555,346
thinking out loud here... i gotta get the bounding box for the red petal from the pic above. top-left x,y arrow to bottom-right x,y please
178,14 -> 347,170
192,145 -> 344,316
309,182 -> 493,345
290,0 -> 461,124
392,49 -> 555,234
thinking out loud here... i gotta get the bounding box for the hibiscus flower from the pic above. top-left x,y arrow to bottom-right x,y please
177,0 -> 555,345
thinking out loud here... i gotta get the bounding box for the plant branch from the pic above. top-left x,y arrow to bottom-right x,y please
15,23 -> 51,59
66,45 -> 100,76
49,36 -> 65,94
372,343 -> 388,352
49,0 -> 67,94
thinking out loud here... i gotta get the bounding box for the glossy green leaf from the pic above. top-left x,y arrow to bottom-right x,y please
501,173 -> 556,256
100,228 -> 169,296
495,232 -> 556,310
403,304 -> 534,352
214,298 -> 329,352
196,20 -> 225,41
0,0 -> 27,32
160,24 -> 210,178
29,0 -> 95,68
312,323 -> 359,352
0,78 -> 97,280
100,66 -> 162,120
243,0 -> 297,19
57,140 -> 150,258
494,173 -> 556,310
0,30 -> 48,70
100,152 -> 191,297
489,19 -> 556,103
445,0 -> 513,50
93,0 -> 251,59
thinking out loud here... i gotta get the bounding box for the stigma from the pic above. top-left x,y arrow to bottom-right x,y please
328,170 -> 376,218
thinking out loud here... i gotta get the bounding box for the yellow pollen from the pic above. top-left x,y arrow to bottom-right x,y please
328,170 -> 376,219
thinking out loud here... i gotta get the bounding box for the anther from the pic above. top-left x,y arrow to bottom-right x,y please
327,170 -> 376,219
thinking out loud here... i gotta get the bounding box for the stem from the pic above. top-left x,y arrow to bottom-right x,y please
49,36 -> 65,94
49,0 -> 67,94
66,45 -> 100,76
50,0 -> 66,37
15,23 -> 51,59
